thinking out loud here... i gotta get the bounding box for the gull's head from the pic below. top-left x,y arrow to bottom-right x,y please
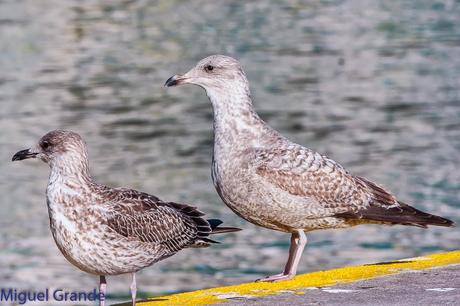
12,130 -> 88,166
164,55 -> 248,95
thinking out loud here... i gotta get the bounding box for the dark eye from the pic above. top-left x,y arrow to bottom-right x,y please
42,141 -> 50,149
205,64 -> 214,72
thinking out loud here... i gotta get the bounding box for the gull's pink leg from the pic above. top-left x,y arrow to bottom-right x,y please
283,230 -> 307,276
257,230 -> 307,282
130,273 -> 137,306
99,275 -> 107,306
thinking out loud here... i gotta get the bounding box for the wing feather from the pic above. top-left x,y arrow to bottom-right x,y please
104,188 -> 210,253
252,145 -> 453,227
253,145 -> 371,214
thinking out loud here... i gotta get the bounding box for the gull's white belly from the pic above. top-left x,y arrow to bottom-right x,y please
48,205 -> 163,275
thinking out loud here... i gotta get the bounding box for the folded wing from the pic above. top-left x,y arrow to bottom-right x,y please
105,189 -> 213,253
253,145 -> 453,227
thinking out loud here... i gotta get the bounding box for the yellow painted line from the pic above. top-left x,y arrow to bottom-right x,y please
139,250 -> 460,306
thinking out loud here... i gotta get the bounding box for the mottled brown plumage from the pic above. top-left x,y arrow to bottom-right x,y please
12,130 -> 240,306
165,54 -> 454,282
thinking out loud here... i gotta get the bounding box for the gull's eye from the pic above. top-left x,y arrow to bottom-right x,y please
41,141 -> 50,150
204,64 -> 214,72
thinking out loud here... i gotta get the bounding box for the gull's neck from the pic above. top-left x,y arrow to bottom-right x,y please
206,83 -> 282,156
48,153 -> 93,196
46,152 -> 96,236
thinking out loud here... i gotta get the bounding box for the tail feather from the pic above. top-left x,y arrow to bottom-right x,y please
342,177 -> 455,228
392,202 -> 454,228
207,218 -> 242,234
189,218 -> 241,248
337,203 -> 454,228
168,202 -> 241,248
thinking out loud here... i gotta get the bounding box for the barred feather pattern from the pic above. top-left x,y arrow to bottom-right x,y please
35,130 -> 239,276
188,55 -> 455,233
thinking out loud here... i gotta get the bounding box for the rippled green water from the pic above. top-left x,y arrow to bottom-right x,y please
1,0 -> 459,302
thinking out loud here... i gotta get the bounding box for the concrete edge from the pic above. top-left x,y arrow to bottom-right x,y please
138,250 -> 460,306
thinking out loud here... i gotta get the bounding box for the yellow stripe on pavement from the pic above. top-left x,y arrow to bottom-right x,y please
139,250 -> 460,306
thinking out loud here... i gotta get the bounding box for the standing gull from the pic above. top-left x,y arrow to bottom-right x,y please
165,55 -> 454,282
12,130 -> 240,305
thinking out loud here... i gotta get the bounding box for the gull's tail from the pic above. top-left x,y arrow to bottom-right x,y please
339,202 -> 454,228
336,177 -> 455,228
166,202 -> 241,248
207,219 -> 242,234
190,218 -> 241,247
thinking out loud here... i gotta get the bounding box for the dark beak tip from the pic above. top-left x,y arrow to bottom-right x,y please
12,154 -> 22,162
164,75 -> 178,87
12,149 -> 36,162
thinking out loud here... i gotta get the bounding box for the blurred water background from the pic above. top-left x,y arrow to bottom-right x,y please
1,0 -> 460,304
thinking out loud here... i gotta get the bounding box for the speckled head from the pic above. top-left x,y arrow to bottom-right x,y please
164,55 -> 249,96
12,130 -> 88,166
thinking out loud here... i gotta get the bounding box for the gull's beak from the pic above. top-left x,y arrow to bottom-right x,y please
164,75 -> 180,87
164,74 -> 189,87
12,148 -> 37,161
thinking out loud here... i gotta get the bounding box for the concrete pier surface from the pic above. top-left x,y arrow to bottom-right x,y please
136,250 -> 460,306
221,264 -> 460,306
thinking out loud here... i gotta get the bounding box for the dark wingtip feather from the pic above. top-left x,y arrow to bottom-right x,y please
430,216 -> 455,228
207,219 -> 223,229
189,220 -> 240,247
349,177 -> 455,228
396,202 -> 454,228
201,237 -> 220,244
337,203 -> 455,228
168,203 -> 241,247
207,218 -> 242,234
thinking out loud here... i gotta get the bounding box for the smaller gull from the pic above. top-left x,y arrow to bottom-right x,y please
165,55 -> 454,282
12,130 -> 240,305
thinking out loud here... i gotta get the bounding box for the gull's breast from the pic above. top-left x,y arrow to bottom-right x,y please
46,195 -> 161,275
